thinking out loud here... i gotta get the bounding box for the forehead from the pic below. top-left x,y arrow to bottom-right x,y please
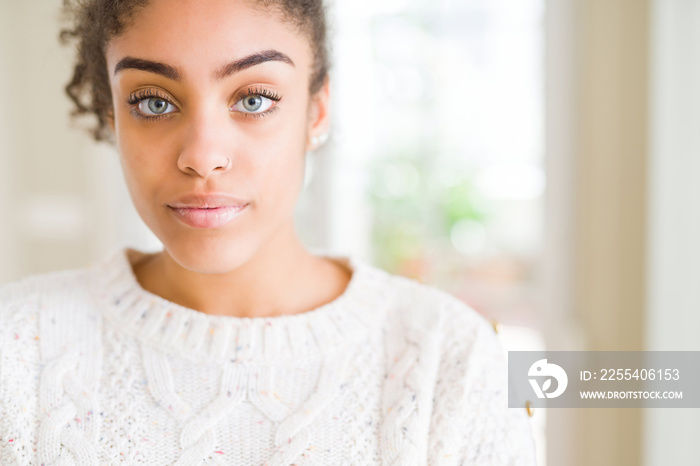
105,0 -> 311,82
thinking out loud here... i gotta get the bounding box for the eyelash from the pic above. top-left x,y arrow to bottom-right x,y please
126,87 -> 282,121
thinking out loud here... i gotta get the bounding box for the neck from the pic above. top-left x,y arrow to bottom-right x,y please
133,223 -> 351,318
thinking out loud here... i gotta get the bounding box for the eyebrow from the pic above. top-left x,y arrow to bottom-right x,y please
113,50 -> 295,81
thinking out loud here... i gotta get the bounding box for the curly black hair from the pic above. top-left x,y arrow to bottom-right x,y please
59,0 -> 330,142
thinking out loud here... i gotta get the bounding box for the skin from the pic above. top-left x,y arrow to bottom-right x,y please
104,0 -> 351,317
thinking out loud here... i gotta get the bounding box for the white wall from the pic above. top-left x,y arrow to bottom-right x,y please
0,4 -> 18,283
645,1 -> 700,464
0,1 -> 92,280
543,1 -> 587,464
0,0 -> 162,283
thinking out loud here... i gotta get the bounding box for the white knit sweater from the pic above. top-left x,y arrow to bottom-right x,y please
0,247 -> 536,465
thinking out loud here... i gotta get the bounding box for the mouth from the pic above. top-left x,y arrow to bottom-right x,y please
168,203 -> 249,229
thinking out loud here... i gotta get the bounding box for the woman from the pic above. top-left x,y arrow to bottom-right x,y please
0,0 -> 536,464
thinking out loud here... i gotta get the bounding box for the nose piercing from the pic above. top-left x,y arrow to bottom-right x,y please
219,157 -> 231,170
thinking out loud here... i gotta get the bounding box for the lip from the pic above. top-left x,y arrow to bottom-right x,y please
168,193 -> 249,209
168,204 -> 248,229
167,193 -> 250,229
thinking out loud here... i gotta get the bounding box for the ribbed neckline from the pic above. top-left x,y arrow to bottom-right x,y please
96,247 -> 394,365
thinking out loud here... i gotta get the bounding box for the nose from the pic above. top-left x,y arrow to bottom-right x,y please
177,107 -> 233,178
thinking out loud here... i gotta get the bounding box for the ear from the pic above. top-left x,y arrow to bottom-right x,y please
306,77 -> 331,152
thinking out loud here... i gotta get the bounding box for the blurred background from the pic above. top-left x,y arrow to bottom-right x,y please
0,0 -> 699,464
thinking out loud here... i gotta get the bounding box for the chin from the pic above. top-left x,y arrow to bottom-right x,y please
161,234 -> 259,275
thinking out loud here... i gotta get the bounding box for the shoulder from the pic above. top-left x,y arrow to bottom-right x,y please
0,264 -> 102,322
0,264 -> 103,462
367,264 -> 508,394
374,267 -> 494,346
369,275 -> 537,464
382,272 -> 507,392
363,266 -> 537,463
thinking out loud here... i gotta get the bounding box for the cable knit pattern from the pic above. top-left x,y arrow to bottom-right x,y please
381,279 -> 458,465
37,277 -> 104,465
0,247 -> 536,465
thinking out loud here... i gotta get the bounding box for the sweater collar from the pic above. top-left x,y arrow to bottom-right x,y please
97,247 -> 393,364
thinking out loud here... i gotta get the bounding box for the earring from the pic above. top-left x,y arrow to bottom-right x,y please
310,133 -> 329,150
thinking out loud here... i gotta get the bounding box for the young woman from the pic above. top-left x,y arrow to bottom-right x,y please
0,0 -> 536,464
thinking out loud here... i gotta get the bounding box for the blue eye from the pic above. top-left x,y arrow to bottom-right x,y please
127,88 -> 279,120
137,97 -> 176,116
233,94 -> 274,114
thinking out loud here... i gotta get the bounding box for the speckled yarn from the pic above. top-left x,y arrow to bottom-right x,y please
0,247 -> 535,465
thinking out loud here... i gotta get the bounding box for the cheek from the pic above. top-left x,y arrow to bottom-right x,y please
117,125 -> 171,208
255,115 -> 308,202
